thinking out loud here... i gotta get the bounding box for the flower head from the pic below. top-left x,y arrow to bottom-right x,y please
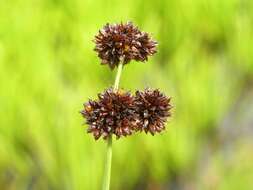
134,89 -> 172,135
80,88 -> 137,140
94,21 -> 157,69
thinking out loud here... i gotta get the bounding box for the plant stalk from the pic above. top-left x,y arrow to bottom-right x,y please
113,62 -> 123,92
102,135 -> 112,190
102,61 -> 123,190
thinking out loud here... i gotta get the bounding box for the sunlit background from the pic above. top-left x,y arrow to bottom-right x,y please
1,0 -> 253,189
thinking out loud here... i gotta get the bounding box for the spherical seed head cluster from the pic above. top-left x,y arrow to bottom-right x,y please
134,89 -> 172,135
94,22 -> 157,69
81,88 -> 172,140
80,88 -> 137,140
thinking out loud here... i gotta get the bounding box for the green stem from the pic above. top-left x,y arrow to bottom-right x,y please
113,62 -> 123,92
102,61 -> 123,190
102,135 -> 112,190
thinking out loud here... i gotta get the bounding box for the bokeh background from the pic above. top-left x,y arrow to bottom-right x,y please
1,0 -> 253,189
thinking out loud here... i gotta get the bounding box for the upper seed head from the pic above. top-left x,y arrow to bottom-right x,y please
94,22 -> 157,69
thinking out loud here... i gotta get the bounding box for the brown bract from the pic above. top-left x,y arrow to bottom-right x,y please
80,88 -> 137,140
134,89 -> 172,135
94,22 -> 157,69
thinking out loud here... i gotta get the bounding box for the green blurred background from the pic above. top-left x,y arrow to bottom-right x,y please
1,0 -> 253,189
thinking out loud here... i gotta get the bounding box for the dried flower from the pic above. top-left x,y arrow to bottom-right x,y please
80,88 -> 137,140
94,21 -> 157,69
134,89 -> 172,135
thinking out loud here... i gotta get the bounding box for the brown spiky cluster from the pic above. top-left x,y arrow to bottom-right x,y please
80,88 -> 137,140
81,88 -> 172,140
81,22 -> 173,140
94,22 -> 157,69
134,89 -> 172,135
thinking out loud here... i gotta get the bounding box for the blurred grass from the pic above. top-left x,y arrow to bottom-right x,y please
0,0 -> 253,189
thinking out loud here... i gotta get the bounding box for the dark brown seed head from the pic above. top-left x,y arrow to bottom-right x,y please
134,89 -> 172,135
94,21 -> 157,69
80,88 -> 137,140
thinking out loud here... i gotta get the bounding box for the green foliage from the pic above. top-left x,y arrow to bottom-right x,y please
0,0 -> 253,189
